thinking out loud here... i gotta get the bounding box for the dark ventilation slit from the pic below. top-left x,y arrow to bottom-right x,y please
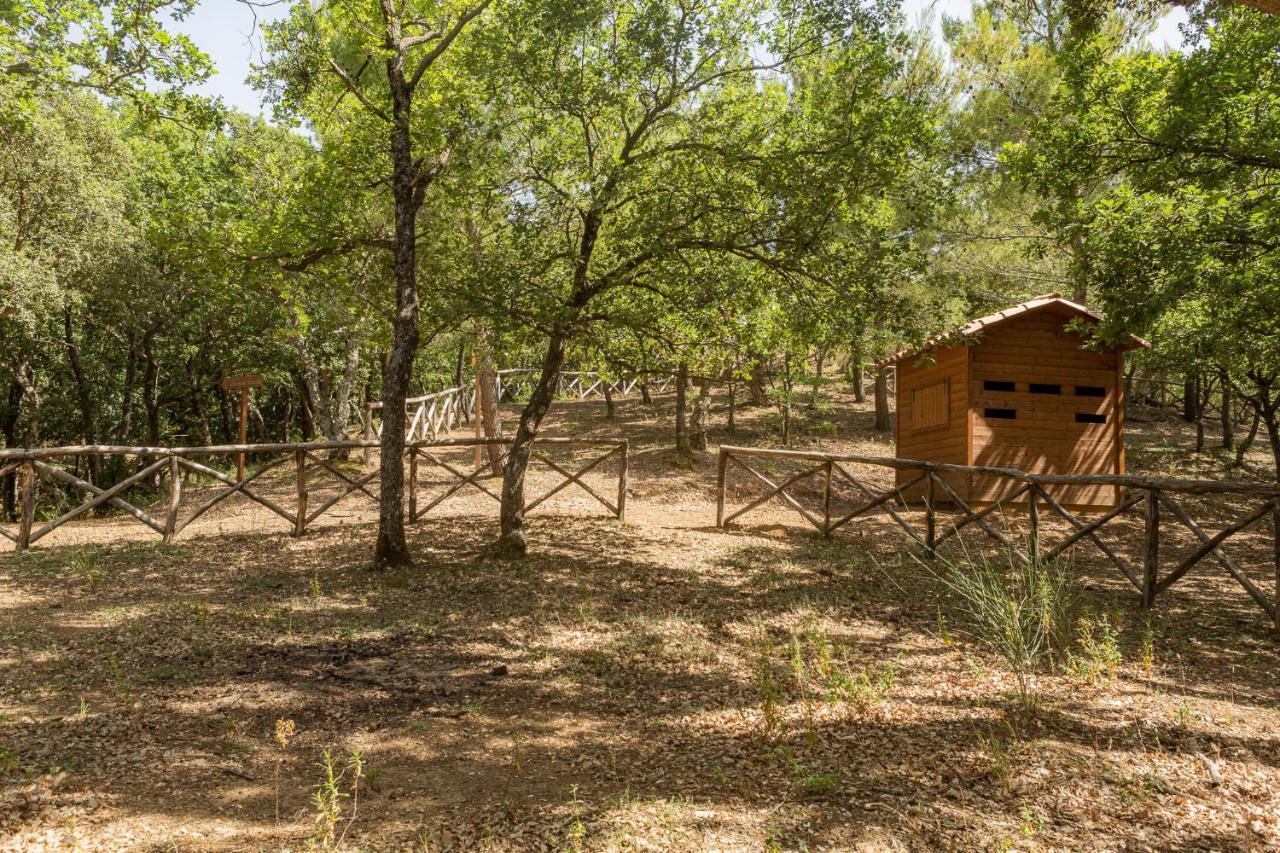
1075,386 -> 1106,397
1076,412 -> 1107,424
984,408 -> 1017,420
1030,383 -> 1061,394
983,380 -> 1015,392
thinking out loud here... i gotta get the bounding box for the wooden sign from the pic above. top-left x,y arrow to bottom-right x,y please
222,373 -> 264,481
221,374 -> 264,392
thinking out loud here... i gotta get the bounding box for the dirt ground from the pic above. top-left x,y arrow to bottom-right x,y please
2,387 -> 1280,851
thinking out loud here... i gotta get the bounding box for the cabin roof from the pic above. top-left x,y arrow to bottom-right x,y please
873,294 -> 1151,370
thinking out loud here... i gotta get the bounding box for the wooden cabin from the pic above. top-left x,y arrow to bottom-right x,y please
877,295 -> 1150,512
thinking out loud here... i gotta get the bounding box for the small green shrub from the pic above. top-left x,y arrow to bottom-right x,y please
920,549 -> 1077,703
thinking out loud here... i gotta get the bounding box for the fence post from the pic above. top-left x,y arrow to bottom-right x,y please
1027,485 -> 1039,563
294,449 -> 307,536
716,448 -> 729,527
925,472 -> 936,558
1142,488 -> 1160,608
617,441 -> 628,522
163,455 -> 182,543
408,448 -> 418,523
822,460 -> 833,538
15,460 -> 35,553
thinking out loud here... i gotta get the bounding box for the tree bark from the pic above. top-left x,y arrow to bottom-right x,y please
780,352 -> 793,446
62,304 -> 98,483
851,341 -> 866,404
185,357 -> 213,446
727,381 -> 736,435
2,361 -> 24,521
809,345 -> 826,408
675,361 -> 690,454
1220,367 -> 1234,451
373,45 -> 429,569
496,326 -> 568,557
748,358 -> 769,406
294,371 -> 316,440
142,328 -> 160,447
474,327 -> 503,476
640,381 -> 652,404
601,379 -> 616,417
874,367 -> 891,433
1183,370 -> 1197,423
331,335 -> 361,457
690,377 -> 708,451
120,332 -> 137,443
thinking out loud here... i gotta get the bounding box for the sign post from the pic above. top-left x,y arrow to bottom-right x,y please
221,374 -> 264,481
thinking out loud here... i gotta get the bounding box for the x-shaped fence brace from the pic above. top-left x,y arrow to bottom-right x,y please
408,441 -> 627,522
716,445 -> 1280,633
0,438 -> 629,551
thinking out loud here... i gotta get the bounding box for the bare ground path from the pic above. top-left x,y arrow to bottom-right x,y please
2,389 -> 1279,850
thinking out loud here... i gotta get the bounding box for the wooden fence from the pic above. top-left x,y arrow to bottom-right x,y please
716,445 -> 1280,633
0,438 -> 627,552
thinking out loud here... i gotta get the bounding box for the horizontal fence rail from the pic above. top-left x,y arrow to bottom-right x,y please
715,445 -> 1280,633
0,438 -> 627,552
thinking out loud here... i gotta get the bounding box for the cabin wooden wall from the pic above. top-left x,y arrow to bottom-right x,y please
968,308 -> 1122,510
895,344 -> 970,501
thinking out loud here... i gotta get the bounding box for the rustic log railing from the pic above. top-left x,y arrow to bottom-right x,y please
0,438 -> 627,552
363,384 -> 476,445
716,445 -> 1280,633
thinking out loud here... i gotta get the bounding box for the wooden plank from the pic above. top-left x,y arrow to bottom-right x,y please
305,468 -> 379,526
295,450 -> 307,536
1037,488 -> 1141,590
723,456 -> 826,532
1155,493 -> 1278,618
525,447 -> 621,515
830,464 -> 928,546
929,476 -> 1026,555
416,450 -> 508,517
30,459 -> 168,542
174,455 -> 294,532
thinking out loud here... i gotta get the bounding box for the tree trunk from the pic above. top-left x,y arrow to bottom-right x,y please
727,381 -> 736,435
185,358 -> 213,446
62,305 -> 98,484
851,341 -> 866,404
690,377 -> 708,451
1183,370 -> 1197,423
808,346 -> 826,408
640,381 -> 652,405
675,362 -> 690,454
780,352 -> 793,446
2,362 -> 24,521
331,335 -> 361,458
603,381 -> 615,418
748,358 -> 769,406
874,367 -> 891,433
1234,408 -> 1260,468
142,329 -> 161,447
120,332 -> 137,443
373,58 -> 427,569
496,326 -> 569,557
294,371 -> 316,440
474,327 -> 503,476
1219,367 -> 1234,451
